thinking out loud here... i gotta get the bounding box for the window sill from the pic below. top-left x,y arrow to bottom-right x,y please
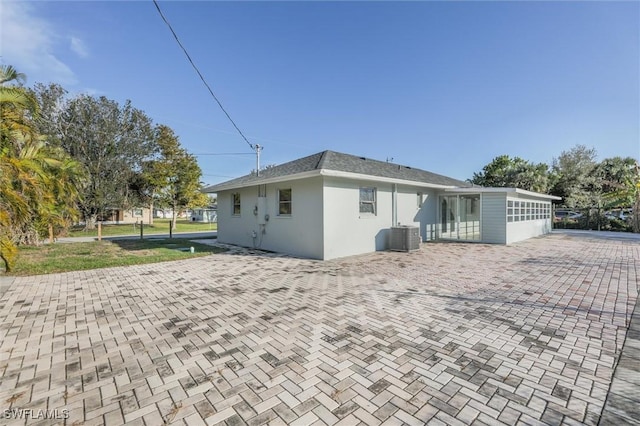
359,214 -> 377,219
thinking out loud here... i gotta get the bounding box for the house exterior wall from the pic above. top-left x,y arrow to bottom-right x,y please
395,187 -> 438,242
217,176 -> 445,260
217,177 -> 324,259
322,177 -> 393,260
448,191 -> 553,245
321,178 -> 434,259
103,207 -> 150,224
215,176 -> 557,260
419,190 -> 439,241
480,193 -> 507,244
505,195 -> 553,244
506,220 -> 552,244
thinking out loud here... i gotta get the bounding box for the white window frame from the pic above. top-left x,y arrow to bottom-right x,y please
359,187 -> 377,216
278,188 -> 292,216
232,193 -> 241,216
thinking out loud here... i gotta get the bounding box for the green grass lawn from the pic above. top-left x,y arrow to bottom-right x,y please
10,238 -> 227,276
68,218 -> 217,237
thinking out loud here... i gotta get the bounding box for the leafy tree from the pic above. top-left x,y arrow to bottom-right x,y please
470,155 -> 550,193
594,156 -> 637,194
188,192 -> 212,210
549,145 -> 598,208
58,94 -> 155,229
144,126 -> 207,230
604,162 -> 640,233
30,82 -> 69,147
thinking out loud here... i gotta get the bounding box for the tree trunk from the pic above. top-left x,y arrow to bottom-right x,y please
85,214 -> 98,230
171,205 -> 177,231
148,201 -> 154,226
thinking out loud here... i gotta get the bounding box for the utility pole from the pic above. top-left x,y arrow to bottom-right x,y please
255,144 -> 262,176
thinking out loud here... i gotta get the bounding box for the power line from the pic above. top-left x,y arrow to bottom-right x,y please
152,0 -> 255,151
193,152 -> 254,156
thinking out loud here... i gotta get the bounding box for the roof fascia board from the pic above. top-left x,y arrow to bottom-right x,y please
444,187 -> 561,200
206,168 -> 466,193
320,169 -> 459,189
205,170 -> 322,192
513,188 -> 562,200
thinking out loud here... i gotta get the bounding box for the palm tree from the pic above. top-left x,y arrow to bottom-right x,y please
0,65 -> 26,85
0,65 -> 82,271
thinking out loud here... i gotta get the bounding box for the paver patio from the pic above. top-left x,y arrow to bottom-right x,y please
0,231 -> 638,425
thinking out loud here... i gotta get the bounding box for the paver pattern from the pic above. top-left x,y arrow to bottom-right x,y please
600,290 -> 640,425
0,232 -> 638,425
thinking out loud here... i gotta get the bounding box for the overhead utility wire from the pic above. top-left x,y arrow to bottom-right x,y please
193,152 -> 255,156
152,0 -> 255,151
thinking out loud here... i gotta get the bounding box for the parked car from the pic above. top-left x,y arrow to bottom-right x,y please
605,209 -> 633,221
554,210 -> 583,222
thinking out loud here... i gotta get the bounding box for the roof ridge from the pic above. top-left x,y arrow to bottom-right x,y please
315,150 -> 330,170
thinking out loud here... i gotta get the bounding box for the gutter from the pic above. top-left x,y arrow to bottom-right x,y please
205,168 -> 464,193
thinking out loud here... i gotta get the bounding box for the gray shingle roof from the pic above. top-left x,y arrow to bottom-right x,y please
203,150 -> 471,192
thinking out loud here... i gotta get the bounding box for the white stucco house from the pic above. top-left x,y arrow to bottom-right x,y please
190,208 -> 217,223
203,150 -> 560,260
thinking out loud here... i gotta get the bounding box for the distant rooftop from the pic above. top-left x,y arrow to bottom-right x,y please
203,150 -> 472,192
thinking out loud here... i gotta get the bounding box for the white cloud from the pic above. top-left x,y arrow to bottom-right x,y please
70,37 -> 89,58
0,2 -> 79,85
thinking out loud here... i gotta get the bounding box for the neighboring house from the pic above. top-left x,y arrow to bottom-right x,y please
101,207 -> 151,224
153,208 -> 189,219
154,208 -> 173,219
190,207 -> 217,223
203,150 -> 560,260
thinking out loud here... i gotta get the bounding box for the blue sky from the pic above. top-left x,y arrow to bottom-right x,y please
2,1 -> 639,185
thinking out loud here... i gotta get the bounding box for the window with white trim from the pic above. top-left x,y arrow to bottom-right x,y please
278,188 -> 292,215
232,193 -> 241,216
359,187 -> 376,215
507,199 -> 552,222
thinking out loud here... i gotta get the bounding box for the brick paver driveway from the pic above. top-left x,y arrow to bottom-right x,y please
1,232 -> 638,425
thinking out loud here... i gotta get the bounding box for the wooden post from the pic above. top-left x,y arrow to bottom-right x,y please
48,224 -> 54,244
98,223 -> 102,241
140,221 -> 144,240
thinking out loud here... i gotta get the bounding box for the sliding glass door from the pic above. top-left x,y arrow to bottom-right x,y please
439,194 -> 481,241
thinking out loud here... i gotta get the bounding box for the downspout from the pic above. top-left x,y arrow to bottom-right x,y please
392,184 -> 398,227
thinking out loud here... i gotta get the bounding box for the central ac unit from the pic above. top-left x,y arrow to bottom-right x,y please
390,226 -> 420,252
